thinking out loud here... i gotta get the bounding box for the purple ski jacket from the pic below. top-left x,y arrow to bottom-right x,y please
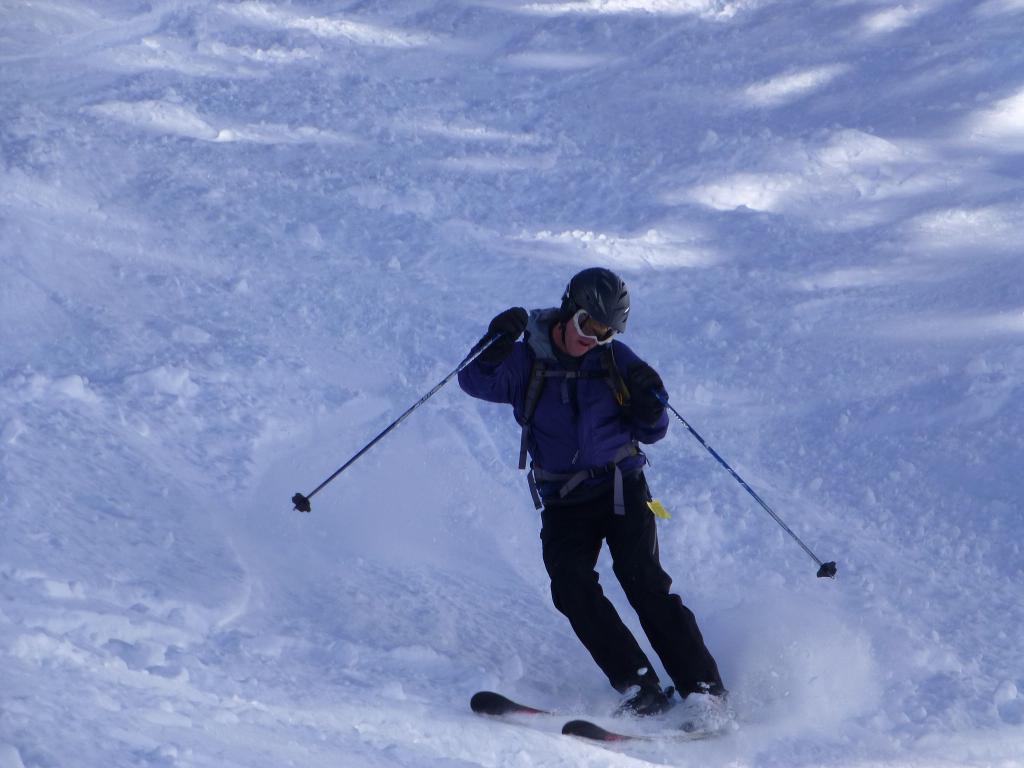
458,308 -> 669,504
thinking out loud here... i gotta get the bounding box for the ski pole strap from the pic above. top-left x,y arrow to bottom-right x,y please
531,443 -> 639,515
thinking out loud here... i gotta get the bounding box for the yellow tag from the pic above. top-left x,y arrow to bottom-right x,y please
647,499 -> 671,520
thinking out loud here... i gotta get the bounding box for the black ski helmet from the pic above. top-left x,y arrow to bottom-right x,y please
559,267 -> 630,333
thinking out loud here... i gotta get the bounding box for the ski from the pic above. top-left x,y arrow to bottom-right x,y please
562,717 -> 731,744
472,693 -> 645,743
561,719 -> 644,742
472,691 -> 733,744
470,691 -> 550,717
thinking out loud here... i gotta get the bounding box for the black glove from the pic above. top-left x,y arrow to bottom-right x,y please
475,307 -> 528,365
627,362 -> 667,424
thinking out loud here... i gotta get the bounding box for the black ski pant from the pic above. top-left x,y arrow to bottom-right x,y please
540,473 -> 724,697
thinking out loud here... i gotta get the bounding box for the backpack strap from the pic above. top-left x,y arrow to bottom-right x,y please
517,359 -> 547,471
601,344 -> 631,409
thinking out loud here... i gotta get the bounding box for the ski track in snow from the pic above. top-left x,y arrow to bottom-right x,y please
1,0 -> 1022,766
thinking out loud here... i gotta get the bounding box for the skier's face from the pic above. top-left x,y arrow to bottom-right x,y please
563,313 -> 599,356
573,310 -> 615,344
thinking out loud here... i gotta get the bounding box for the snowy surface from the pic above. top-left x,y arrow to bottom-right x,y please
2,1 -> 1023,766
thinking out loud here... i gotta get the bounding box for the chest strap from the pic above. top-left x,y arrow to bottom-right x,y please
529,442 -> 639,515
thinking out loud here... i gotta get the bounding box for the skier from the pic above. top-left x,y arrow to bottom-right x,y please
458,267 -> 726,717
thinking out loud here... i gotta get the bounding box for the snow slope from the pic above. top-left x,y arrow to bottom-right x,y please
2,1 -> 1022,766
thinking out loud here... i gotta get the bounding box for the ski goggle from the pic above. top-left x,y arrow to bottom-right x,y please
572,309 -> 616,344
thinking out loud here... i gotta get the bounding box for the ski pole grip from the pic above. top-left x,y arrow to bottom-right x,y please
469,332 -> 501,358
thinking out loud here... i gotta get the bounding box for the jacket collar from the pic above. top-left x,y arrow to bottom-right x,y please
524,307 -> 563,363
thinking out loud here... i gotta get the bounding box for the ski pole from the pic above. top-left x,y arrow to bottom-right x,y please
656,393 -> 837,579
291,335 -> 500,513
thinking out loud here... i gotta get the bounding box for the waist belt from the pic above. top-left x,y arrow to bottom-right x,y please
528,442 -> 639,515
